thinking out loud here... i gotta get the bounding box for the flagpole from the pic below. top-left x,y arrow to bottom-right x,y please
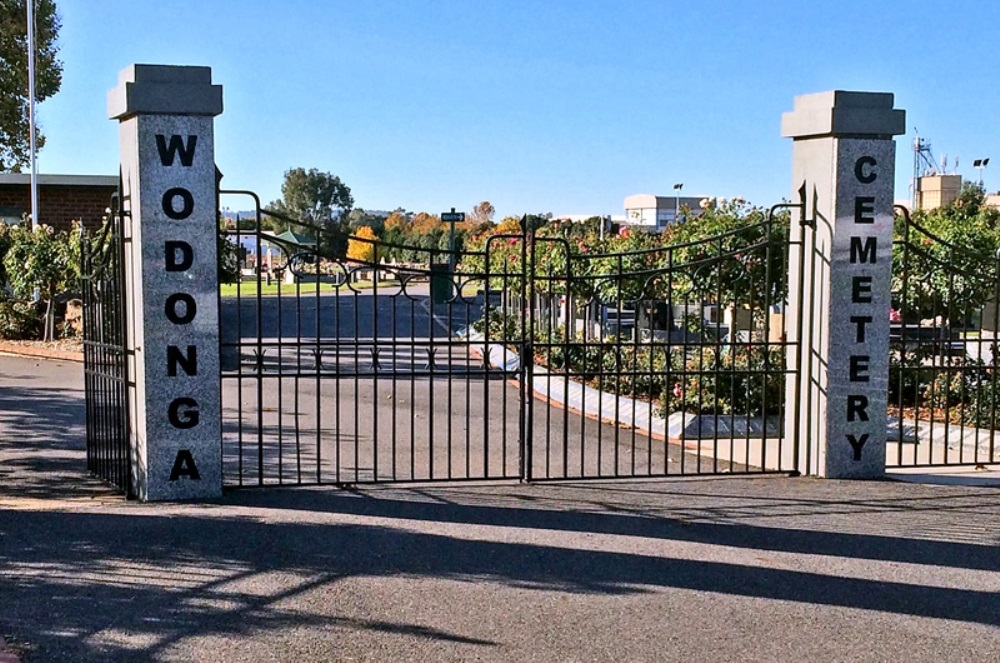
27,0 -> 38,230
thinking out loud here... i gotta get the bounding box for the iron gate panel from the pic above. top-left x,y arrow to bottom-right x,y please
221,192 -> 800,487
888,207 -> 1000,467
82,191 -> 133,497
220,192 -> 524,486
520,211 -> 796,480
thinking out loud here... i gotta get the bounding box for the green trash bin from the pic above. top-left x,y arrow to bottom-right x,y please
430,263 -> 452,304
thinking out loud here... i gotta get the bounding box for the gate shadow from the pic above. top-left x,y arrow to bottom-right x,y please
222,483 -> 1000,573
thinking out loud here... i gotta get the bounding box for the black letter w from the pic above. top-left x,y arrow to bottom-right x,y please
156,135 -> 197,167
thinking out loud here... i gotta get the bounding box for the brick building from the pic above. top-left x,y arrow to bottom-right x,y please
0,173 -> 118,231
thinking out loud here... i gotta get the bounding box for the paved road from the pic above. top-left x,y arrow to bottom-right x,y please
2,355 -> 1000,662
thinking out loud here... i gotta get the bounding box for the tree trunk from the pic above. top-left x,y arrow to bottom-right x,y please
44,298 -> 54,342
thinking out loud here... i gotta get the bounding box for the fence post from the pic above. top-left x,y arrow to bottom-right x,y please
108,65 -> 224,500
782,91 -> 905,478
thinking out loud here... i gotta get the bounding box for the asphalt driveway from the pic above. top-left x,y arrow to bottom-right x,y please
1,355 -> 999,662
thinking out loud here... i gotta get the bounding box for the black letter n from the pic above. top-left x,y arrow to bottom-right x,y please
167,345 -> 198,377
156,135 -> 197,167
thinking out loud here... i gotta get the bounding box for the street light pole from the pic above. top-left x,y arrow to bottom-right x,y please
673,183 -> 683,225
974,158 -> 990,186
27,0 -> 38,230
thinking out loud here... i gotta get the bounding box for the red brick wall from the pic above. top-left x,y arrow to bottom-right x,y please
0,183 -> 117,232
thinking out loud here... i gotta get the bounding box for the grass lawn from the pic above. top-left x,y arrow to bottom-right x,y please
220,280 -> 377,297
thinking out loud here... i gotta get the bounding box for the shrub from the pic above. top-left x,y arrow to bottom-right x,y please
2,223 -> 83,341
0,223 -> 12,292
660,345 -> 785,417
0,299 -> 42,340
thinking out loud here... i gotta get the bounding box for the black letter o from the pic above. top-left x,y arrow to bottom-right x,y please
165,293 -> 197,324
162,187 -> 194,220
855,157 -> 877,184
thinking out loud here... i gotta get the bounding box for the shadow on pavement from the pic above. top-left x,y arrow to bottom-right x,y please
0,495 -> 998,661
0,368 -> 114,501
221,483 -> 1000,572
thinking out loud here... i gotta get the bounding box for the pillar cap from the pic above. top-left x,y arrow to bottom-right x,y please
108,64 -> 223,120
782,90 -> 904,140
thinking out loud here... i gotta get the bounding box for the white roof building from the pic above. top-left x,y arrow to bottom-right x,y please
623,193 -> 709,231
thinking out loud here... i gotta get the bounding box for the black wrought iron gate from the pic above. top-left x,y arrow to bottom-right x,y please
887,206 -> 1000,468
82,192 -> 133,497
219,192 -> 801,487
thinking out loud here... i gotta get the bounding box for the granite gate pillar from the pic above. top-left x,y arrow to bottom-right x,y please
782,91 -> 905,478
108,64 -> 224,500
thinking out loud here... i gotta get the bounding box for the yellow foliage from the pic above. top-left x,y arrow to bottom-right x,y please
384,211 -> 410,231
495,216 -> 522,235
347,226 -> 378,263
411,212 -> 442,234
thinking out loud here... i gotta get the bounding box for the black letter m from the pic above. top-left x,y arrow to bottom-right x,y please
156,135 -> 198,167
850,236 -> 877,264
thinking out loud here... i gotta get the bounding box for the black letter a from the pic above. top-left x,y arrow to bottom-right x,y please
156,135 -> 197,167
169,449 -> 202,481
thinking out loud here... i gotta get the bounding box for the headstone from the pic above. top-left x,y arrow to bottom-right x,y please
782,91 -> 905,478
108,65 -> 224,500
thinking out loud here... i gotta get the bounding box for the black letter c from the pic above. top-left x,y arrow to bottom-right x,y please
855,156 -> 877,184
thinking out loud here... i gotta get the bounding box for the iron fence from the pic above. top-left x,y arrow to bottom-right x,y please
82,192 -> 133,497
888,206 -> 1000,467
220,192 -> 800,487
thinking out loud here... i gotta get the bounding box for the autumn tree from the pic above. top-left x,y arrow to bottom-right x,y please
383,209 -> 410,230
495,216 -> 522,234
347,225 -> 377,264
411,212 -> 442,234
468,200 -> 495,226
0,0 -> 63,171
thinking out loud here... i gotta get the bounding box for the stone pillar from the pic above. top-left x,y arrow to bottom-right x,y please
108,65 -> 224,500
782,91 -> 905,478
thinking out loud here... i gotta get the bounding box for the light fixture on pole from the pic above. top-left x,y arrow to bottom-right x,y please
974,158 -> 990,186
672,183 -> 683,223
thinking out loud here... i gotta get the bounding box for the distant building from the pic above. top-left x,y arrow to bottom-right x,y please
915,174 -> 962,211
622,193 -> 709,232
0,173 -> 118,231
550,214 -> 602,223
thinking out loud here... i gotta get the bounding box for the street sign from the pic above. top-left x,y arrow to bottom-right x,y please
441,211 -> 465,223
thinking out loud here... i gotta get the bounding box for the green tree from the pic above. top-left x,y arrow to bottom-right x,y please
663,198 -> 788,309
2,223 -> 77,340
218,217 -> 240,284
0,0 -> 63,171
267,167 -> 353,254
346,208 -> 385,234
892,182 -> 1000,320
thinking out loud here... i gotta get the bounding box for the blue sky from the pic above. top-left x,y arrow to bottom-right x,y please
34,0 -> 1000,219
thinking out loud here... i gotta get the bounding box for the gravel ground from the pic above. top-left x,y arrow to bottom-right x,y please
2,355 -> 999,662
